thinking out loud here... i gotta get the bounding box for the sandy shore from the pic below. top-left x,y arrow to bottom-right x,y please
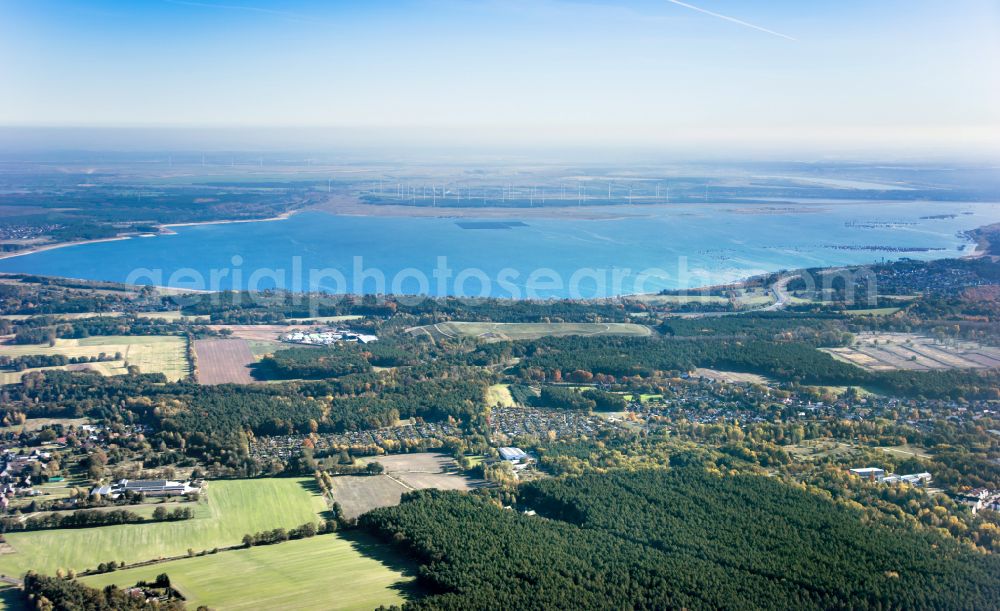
0,236 -> 132,260
0,210 -> 302,259
159,209 -> 300,232
962,222 -> 1000,259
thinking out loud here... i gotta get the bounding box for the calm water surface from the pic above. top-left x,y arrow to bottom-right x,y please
2,202 -> 997,298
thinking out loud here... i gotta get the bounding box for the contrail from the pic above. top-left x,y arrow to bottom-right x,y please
664,0 -> 796,41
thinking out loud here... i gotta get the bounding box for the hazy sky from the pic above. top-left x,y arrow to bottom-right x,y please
2,0 -> 999,154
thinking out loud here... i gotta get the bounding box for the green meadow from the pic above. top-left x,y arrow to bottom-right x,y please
0,478 -> 325,577
80,533 -> 415,611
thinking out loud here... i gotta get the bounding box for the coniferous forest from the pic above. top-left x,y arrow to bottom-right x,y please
362,469 -> 1000,610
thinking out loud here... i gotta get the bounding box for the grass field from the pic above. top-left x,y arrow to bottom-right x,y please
692,368 -> 770,384
135,310 -> 193,321
841,307 -> 902,316
331,454 -> 488,519
0,417 -> 88,434
0,478 -> 326,577
624,393 -> 663,403
486,383 -> 516,407
630,288 -> 774,309
877,444 -> 934,460
0,335 -> 188,384
785,440 -> 858,462
80,533 -> 415,611
245,339 -> 285,357
408,321 -> 653,342
629,294 -> 729,305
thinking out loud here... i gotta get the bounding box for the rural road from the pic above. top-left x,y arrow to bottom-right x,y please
762,273 -> 800,312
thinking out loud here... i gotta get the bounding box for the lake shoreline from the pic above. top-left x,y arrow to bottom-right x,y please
0,210 -> 303,261
0,205 -> 993,300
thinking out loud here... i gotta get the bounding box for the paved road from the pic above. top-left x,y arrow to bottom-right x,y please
762,273 -> 800,312
673,272 -> 801,319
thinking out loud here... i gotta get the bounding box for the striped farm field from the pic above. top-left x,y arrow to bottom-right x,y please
194,338 -> 257,384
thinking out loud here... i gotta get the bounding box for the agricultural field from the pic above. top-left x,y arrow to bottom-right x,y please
877,444 -> 934,460
0,335 -> 188,384
692,368 -> 771,384
823,332 -> 1000,371
629,288 -> 774,309
330,453 -> 488,520
785,440 -> 858,463
840,307 -> 902,316
194,338 -> 257,384
80,533 -> 415,611
245,339 -> 286,357
135,310 -> 195,322
207,324 -> 289,342
624,393 -> 663,404
330,476 -> 409,521
0,417 -> 88,434
732,288 -> 776,308
0,478 -> 325,577
486,383 -> 516,407
408,321 -> 653,342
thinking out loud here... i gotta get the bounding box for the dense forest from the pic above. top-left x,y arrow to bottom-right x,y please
362,470 -> 1000,610
536,385 -> 626,412
177,291 -> 636,323
0,277 -> 167,315
8,315 -> 211,345
254,345 -> 373,380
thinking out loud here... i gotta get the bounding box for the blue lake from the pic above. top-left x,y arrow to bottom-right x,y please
1,202 -> 998,298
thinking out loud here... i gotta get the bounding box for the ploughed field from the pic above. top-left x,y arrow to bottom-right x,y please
194,338 -> 257,384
